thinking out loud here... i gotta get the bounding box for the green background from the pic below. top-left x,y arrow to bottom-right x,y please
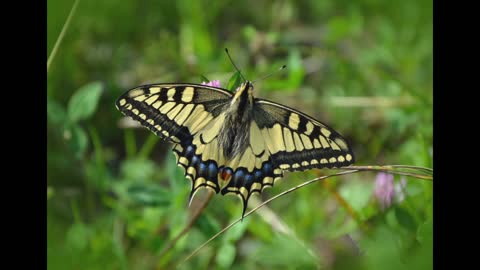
47,0 -> 432,269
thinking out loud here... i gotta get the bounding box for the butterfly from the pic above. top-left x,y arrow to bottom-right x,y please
116,80 -> 355,218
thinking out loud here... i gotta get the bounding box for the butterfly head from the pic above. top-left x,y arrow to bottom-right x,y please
231,81 -> 254,107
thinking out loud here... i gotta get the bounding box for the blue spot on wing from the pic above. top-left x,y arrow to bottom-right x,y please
220,159 -> 283,219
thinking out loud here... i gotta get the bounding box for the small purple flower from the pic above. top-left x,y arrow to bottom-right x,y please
374,172 -> 395,210
202,80 -> 221,88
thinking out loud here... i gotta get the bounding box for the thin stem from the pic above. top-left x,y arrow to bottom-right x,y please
88,125 -> 106,190
47,0 -> 80,72
389,165 -> 433,173
124,129 -> 136,159
341,165 -> 433,180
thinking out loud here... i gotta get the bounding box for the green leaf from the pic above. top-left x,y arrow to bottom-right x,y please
199,74 -> 210,83
215,242 -> 236,269
226,71 -> 242,91
47,97 -> 67,125
67,81 -> 103,123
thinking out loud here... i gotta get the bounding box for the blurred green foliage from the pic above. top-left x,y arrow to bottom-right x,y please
47,0 -> 432,269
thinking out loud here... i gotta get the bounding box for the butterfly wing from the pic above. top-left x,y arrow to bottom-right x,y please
218,99 -> 354,217
116,83 -> 233,199
253,99 -> 355,170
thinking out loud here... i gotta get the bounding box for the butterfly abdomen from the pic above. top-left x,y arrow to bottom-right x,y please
218,83 -> 255,162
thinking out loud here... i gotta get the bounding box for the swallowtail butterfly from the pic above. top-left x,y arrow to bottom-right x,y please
116,79 -> 354,218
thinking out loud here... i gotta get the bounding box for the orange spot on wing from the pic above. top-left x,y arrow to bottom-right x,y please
220,168 -> 232,182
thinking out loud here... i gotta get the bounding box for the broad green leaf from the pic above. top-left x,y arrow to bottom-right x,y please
67,81 -> 103,123
226,71 -> 242,91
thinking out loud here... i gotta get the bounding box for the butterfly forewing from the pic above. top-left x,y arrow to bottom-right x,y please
116,83 -> 232,143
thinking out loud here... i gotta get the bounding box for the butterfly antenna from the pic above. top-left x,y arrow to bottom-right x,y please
252,64 -> 287,84
225,48 -> 247,82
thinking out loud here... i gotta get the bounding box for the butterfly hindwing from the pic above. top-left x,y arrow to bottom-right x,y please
253,99 -> 355,171
217,122 -> 284,217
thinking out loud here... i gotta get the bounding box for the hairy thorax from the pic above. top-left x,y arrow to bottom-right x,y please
217,104 -> 252,161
